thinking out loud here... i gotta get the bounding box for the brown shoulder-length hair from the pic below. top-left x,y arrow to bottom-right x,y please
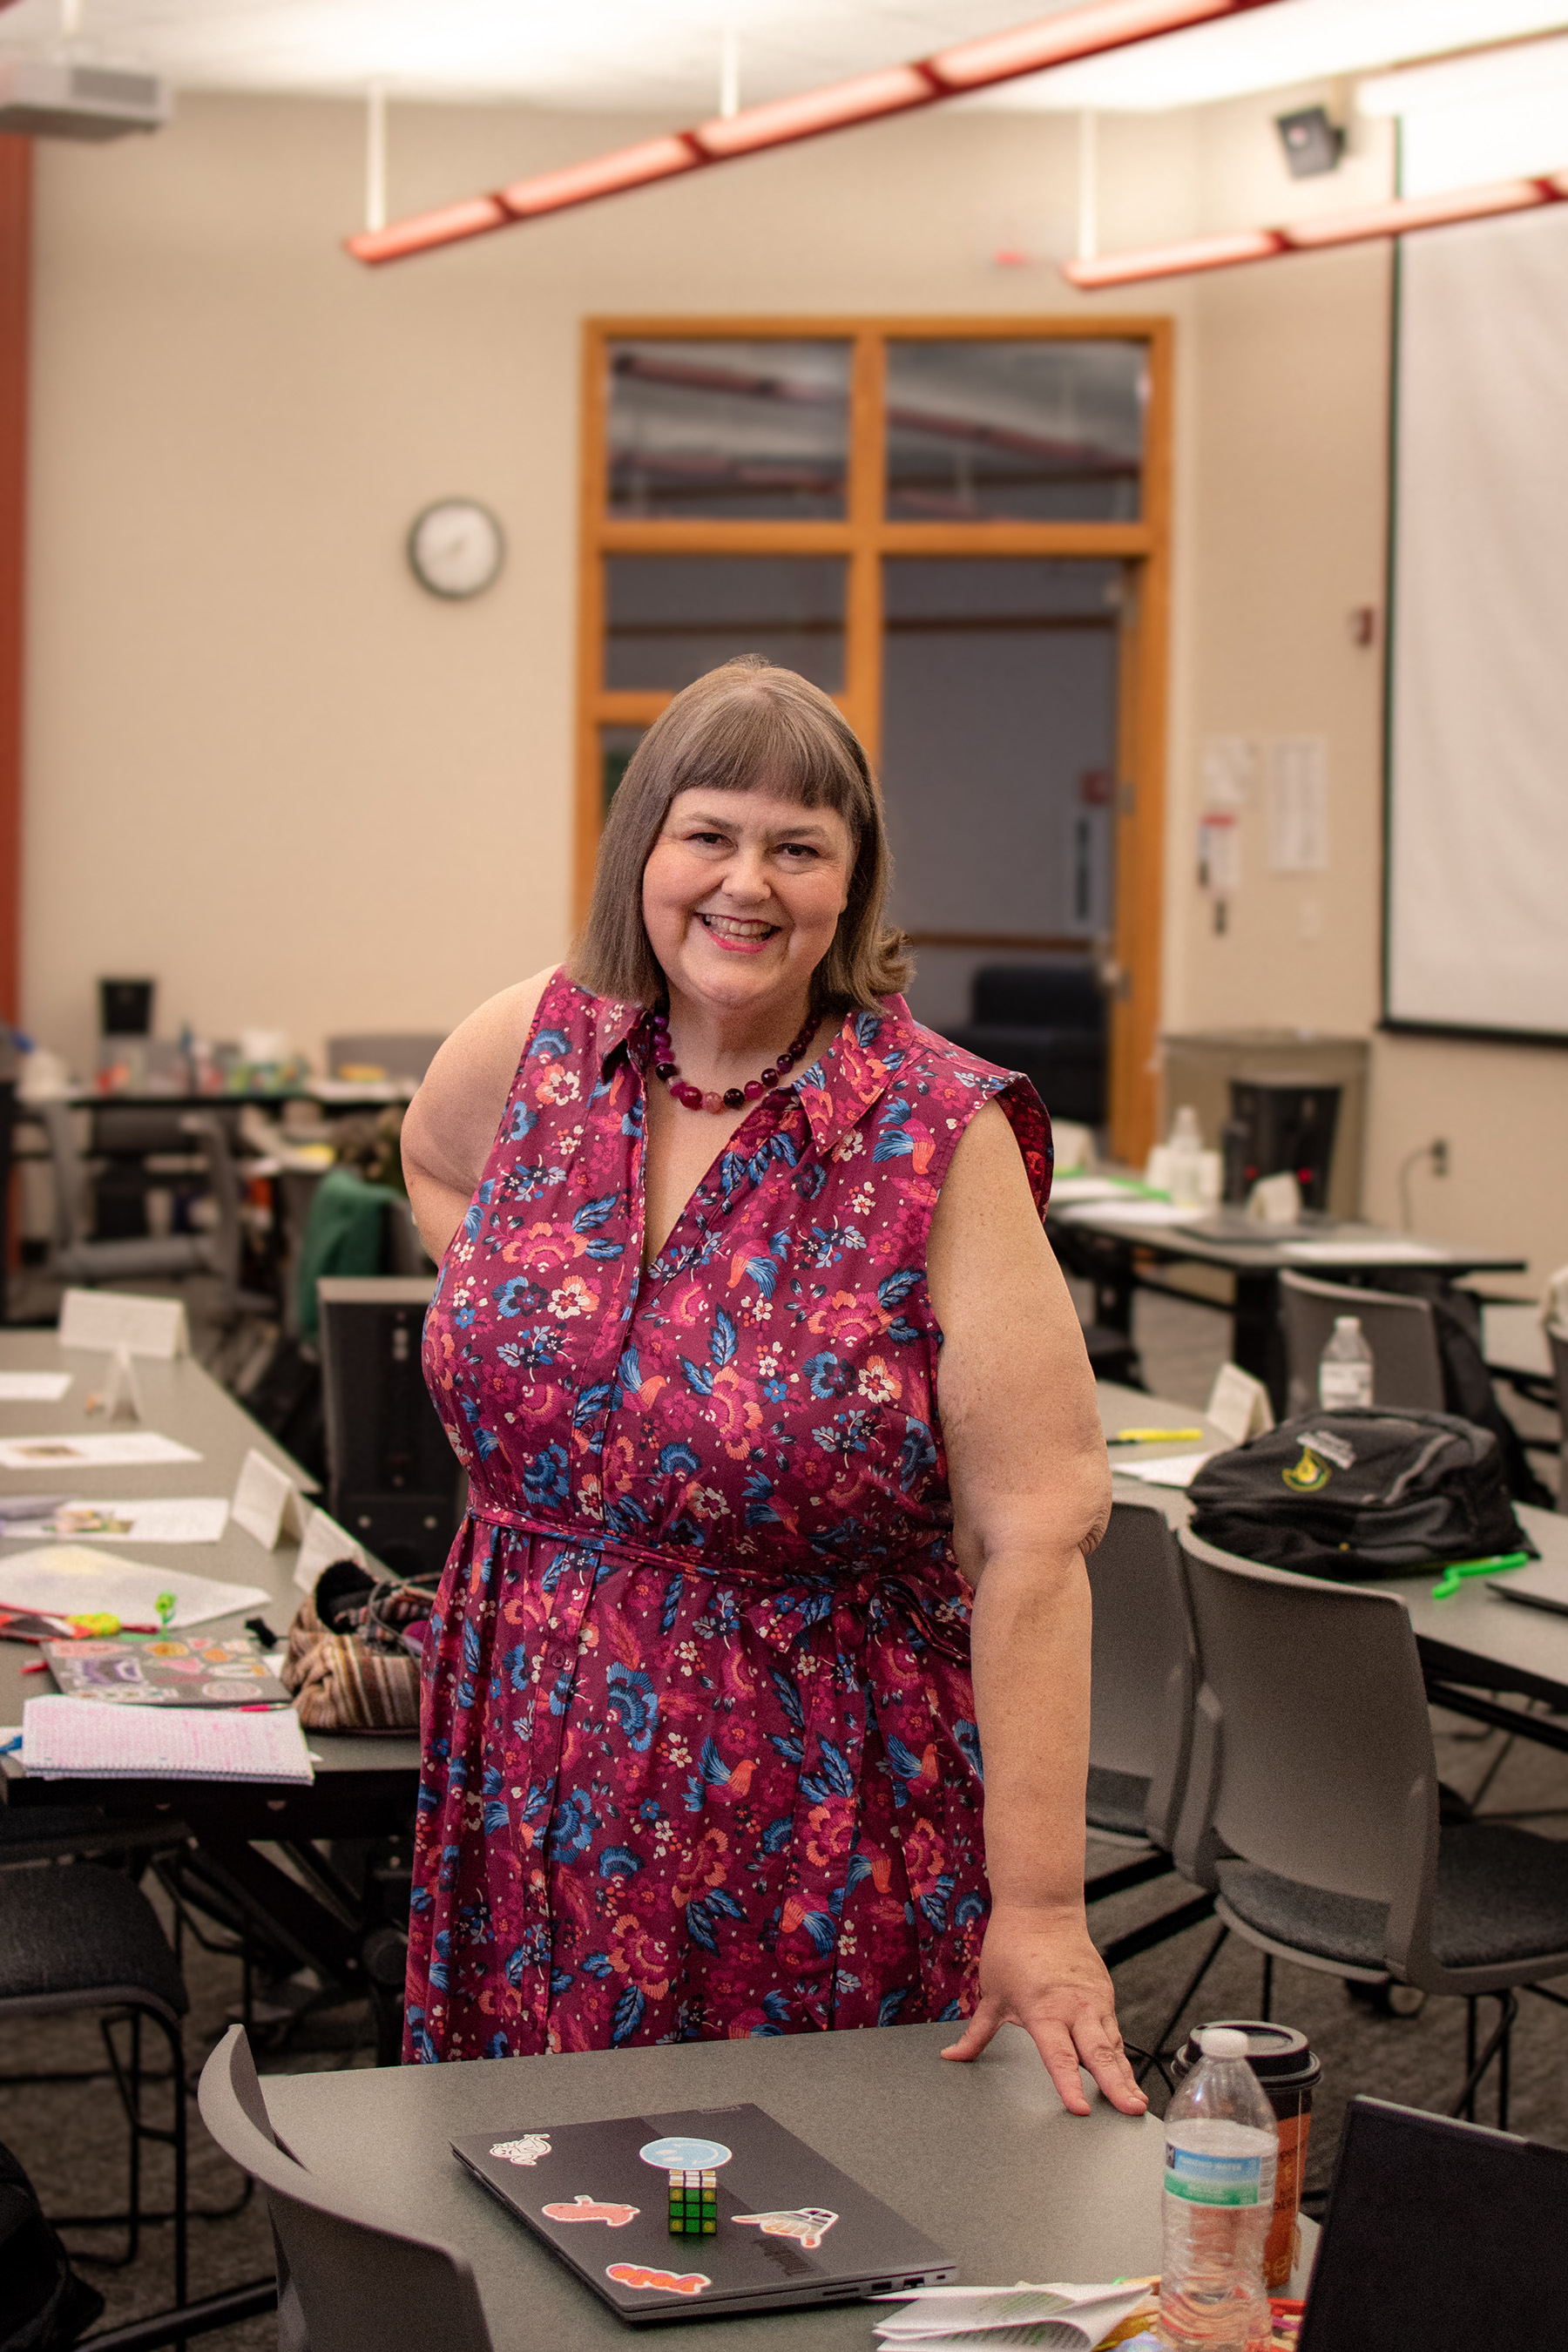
571,658 -> 912,1014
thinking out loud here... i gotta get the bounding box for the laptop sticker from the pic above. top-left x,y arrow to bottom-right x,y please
639,2135 -> 733,2171
490,2135 -> 551,2167
731,2207 -> 840,2250
542,2196 -> 639,2227
606,2264 -> 711,2296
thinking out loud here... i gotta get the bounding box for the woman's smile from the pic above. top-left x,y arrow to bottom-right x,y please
697,910 -> 781,951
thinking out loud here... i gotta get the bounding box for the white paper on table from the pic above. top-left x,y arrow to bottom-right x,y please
1281,1236 -> 1450,1266
0,1498 -> 230,1544
58,1289 -> 189,1359
232,1449 -> 310,1551
21,1694 -> 313,1783
1114,1451 -> 1213,1489
293,1504 -> 368,1594
1048,1176 -> 1135,1205
0,1545 -> 269,1629
0,1371 -> 72,1402
0,1431 -> 201,1471
1057,1199 -> 1200,1228
875,2281 -> 1154,2346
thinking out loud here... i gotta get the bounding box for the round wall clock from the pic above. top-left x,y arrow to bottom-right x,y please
407,498 -> 505,599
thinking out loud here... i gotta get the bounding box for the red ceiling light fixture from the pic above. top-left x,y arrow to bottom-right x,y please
1063,171 -> 1568,287
347,0 -> 1286,265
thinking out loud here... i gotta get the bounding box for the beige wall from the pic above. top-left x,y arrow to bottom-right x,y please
22,85 -> 1565,1292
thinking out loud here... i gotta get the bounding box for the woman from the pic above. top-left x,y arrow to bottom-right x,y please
401,657 -> 1144,2119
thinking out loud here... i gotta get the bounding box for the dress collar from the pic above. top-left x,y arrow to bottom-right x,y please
592,985 -> 917,1156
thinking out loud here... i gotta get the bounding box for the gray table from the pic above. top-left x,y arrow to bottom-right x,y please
266,2023 -> 1169,2350
0,1329 -> 422,2018
1056,1201 -> 1524,1413
1102,1380 -> 1568,1746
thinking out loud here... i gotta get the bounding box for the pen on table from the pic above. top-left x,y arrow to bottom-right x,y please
1109,1427 -> 1205,1445
0,1734 -> 21,1754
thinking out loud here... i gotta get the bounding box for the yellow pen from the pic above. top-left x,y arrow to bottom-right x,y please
1109,1427 -> 1205,1444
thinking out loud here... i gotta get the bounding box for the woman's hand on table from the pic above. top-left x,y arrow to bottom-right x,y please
940,1901 -> 1147,2116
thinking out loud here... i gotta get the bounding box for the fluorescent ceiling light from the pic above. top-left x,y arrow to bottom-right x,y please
978,0 -> 1568,111
1358,34 -> 1568,117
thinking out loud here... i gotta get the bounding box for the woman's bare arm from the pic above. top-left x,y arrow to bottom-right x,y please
400,968 -> 556,1260
925,1101 -> 1142,2117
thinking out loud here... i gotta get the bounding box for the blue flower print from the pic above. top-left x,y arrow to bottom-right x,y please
605,1661 -> 659,1753
803,1350 -> 850,1400
549,1788 -> 598,1859
522,1444 -> 570,1507
493,1274 -> 544,1319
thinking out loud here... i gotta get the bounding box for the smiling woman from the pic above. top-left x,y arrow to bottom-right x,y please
396,659 -> 1138,2119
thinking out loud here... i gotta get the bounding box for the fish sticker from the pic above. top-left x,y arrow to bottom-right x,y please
542,2195 -> 639,2227
490,2135 -> 551,2167
732,2207 -> 840,2250
606,2264 -> 711,2296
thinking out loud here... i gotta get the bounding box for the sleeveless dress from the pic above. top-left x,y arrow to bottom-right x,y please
404,971 -> 1051,2060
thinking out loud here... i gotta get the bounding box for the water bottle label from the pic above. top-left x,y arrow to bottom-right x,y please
1319,1365 -> 1373,1409
1164,2141 -> 1264,2206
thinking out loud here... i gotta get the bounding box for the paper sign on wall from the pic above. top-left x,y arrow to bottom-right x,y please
1267,737 -> 1328,872
1197,813 -> 1241,895
58,1290 -> 190,1360
1200,734 -> 1260,810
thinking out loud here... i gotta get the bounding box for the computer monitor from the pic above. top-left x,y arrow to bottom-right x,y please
1299,2095 -> 1568,2351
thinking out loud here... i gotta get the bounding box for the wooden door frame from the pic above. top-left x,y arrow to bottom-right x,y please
576,314 -> 1172,1166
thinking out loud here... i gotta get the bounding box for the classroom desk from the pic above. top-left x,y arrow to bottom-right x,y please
1055,1202 -> 1524,1414
0,1331 -> 421,2018
261,2022 -> 1169,2351
1100,1380 -> 1568,1749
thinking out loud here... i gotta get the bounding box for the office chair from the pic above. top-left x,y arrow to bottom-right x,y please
1174,1531 -> 1568,2128
1549,1321 -> 1568,1515
0,1859 -> 190,2303
1084,1504 -> 1217,2063
324,1034 -> 447,1087
199,2024 -> 495,2352
1278,1268 -> 1444,1417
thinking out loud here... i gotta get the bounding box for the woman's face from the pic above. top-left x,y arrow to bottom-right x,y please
642,785 -> 855,1021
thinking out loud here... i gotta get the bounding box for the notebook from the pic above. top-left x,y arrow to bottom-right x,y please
1298,2096 -> 1568,2350
20,1693 -> 313,1782
450,2102 -> 954,2322
42,1631 -> 290,1708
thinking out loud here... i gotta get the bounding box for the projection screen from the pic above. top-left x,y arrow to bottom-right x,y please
1385,202 -> 1568,1040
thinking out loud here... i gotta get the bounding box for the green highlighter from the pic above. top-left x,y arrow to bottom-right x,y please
1429,1552 -> 1531,1600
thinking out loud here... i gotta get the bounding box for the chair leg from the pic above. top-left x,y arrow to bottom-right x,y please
1260,1953 -> 1273,2022
1464,1997 -> 1477,2121
1135,1923 -> 1230,2085
1449,1991 -> 1517,2126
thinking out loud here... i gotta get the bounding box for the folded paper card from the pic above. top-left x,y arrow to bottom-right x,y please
21,1693 -> 312,1782
232,1449 -> 311,1551
58,1290 -> 189,1358
293,1505 -> 367,1593
0,1546 -> 268,1631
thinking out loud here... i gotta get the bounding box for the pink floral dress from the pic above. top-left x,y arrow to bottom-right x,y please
404,971 -> 1051,2060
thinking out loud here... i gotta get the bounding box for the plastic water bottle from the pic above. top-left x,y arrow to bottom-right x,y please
1159,2026 -> 1278,2350
1166,1105 -> 1206,1209
1317,1315 -> 1374,1409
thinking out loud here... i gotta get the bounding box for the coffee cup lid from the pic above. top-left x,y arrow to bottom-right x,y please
1179,2020 -> 1322,2089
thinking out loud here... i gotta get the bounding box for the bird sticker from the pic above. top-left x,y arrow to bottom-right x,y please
489,2135 -> 551,2167
732,2207 -> 840,2250
542,2195 -> 639,2227
606,2264 -> 711,2296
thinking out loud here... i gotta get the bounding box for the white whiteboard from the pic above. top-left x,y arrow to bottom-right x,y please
1386,203 -> 1568,1038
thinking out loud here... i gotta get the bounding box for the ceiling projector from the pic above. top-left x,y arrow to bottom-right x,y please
0,57 -> 171,139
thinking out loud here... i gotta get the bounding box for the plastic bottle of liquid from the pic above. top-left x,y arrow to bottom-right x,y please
1166,1105 -> 1206,1209
1317,1315 -> 1374,1409
1159,2026 -> 1279,2351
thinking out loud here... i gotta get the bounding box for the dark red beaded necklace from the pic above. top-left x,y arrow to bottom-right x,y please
650,1007 -> 817,1115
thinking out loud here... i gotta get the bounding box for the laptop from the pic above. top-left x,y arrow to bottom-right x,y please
1298,2096 -> 1568,2351
450,2101 -> 955,2324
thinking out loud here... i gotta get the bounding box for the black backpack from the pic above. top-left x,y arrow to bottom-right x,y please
1186,1408 -> 1536,1581
0,2139 -> 103,2352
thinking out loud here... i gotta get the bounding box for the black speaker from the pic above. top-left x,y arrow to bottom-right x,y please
317,1277 -> 462,1578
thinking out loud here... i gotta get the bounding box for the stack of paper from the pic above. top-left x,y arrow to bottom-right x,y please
22,1694 -> 313,1782
875,2282 -> 1158,2352
0,1545 -> 269,1630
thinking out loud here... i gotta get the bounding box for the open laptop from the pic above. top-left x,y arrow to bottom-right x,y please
451,2101 -> 954,2323
1298,2095 -> 1568,2351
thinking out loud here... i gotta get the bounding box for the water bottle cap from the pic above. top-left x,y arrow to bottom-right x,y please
1199,2027 -> 1249,2060
1334,1315 -> 1362,1333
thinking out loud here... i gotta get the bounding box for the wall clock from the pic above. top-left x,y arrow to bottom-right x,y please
408,498 -> 505,598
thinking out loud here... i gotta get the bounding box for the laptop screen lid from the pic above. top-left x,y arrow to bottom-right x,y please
1299,2095 -> 1568,2352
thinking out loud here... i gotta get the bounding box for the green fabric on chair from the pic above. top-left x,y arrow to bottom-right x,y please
296,1168 -> 402,1343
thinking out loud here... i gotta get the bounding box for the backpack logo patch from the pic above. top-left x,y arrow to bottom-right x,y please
1283,1444 -> 1330,1493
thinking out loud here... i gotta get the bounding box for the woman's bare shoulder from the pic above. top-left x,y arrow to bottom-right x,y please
402,966 -> 558,1196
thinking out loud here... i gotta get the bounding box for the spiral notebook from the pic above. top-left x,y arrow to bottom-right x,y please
20,1694 -> 313,1782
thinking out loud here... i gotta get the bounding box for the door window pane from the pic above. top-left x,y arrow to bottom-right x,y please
881,558 -> 1121,941
604,556 -> 846,693
607,339 -> 851,519
885,341 -> 1146,523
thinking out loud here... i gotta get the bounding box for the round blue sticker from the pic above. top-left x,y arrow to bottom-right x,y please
639,2137 -> 733,2172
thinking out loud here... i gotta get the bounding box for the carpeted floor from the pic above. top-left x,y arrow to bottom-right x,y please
2,1288 -> 1564,2345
